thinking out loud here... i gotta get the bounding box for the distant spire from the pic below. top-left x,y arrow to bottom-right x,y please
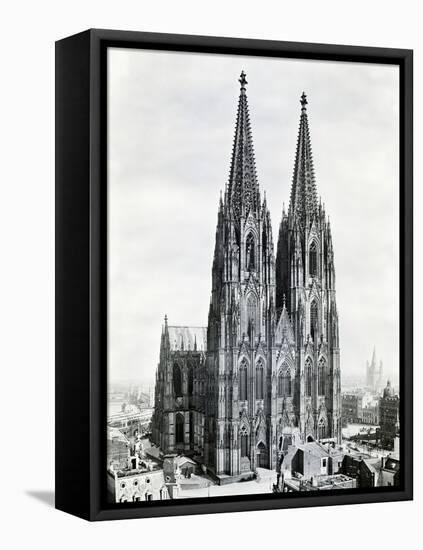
289,92 -> 318,225
163,314 -> 169,342
227,72 -> 260,219
371,346 -> 376,366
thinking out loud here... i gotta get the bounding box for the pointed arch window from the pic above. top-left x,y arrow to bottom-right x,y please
173,364 -> 182,397
278,372 -> 283,397
318,418 -> 326,440
262,229 -> 267,260
239,360 -> 248,401
309,241 -> 317,277
175,413 -> 184,444
305,358 -> 312,397
256,360 -> 264,400
247,294 -> 257,333
278,366 -> 291,397
246,233 -> 255,270
240,424 -> 249,457
188,366 -> 193,395
284,370 -> 292,397
310,300 -> 318,341
318,358 -> 326,396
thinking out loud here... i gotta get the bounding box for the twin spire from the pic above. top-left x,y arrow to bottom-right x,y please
227,73 -> 319,225
289,91 -> 319,225
227,71 -> 260,219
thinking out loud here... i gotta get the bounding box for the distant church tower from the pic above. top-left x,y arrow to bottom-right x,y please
366,347 -> 383,393
205,72 -> 277,478
276,92 -> 342,444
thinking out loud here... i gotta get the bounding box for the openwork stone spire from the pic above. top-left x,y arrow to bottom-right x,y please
289,92 -> 318,225
227,71 -> 260,219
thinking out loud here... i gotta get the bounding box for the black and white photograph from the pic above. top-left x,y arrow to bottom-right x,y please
106,48 -> 401,504
1,0 -> 419,544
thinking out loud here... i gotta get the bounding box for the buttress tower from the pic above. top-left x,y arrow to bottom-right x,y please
276,92 -> 342,444
205,72 -> 277,479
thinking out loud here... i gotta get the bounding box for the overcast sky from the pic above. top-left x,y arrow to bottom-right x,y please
108,47 -> 399,387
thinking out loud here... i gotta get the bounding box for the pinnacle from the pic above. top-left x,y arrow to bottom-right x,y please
227,73 -> 260,218
289,92 -> 319,226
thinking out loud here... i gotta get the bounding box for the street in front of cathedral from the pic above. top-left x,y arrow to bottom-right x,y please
107,73 -> 400,504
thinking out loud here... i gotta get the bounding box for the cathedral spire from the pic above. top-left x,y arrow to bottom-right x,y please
289,92 -> 318,225
371,346 -> 376,366
227,71 -> 260,219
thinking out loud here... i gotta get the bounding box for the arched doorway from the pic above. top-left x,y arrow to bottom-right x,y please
239,424 -> 250,472
175,413 -> 184,445
256,441 -> 268,468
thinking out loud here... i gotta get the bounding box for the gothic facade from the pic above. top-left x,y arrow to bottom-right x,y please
152,73 -> 342,482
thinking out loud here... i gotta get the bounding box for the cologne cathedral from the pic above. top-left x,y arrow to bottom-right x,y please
152,72 -> 341,483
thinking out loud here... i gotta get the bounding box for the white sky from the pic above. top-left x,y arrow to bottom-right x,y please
108,48 -> 399,387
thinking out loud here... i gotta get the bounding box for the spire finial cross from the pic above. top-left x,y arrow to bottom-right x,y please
239,71 -> 248,90
300,91 -> 308,110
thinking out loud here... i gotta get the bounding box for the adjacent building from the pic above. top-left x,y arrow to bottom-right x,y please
379,455 -> 400,487
342,392 -> 363,424
107,468 -> 170,503
281,441 -> 344,478
342,390 -> 379,426
342,454 -> 382,488
151,325 -> 207,455
107,427 -> 130,471
107,430 -> 177,502
341,452 -> 400,488
275,440 -> 352,492
108,407 -> 153,438
361,393 -> 379,424
378,380 -> 400,449
366,347 -> 384,393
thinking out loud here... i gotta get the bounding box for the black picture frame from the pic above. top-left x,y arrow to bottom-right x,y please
55,28 -> 413,521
